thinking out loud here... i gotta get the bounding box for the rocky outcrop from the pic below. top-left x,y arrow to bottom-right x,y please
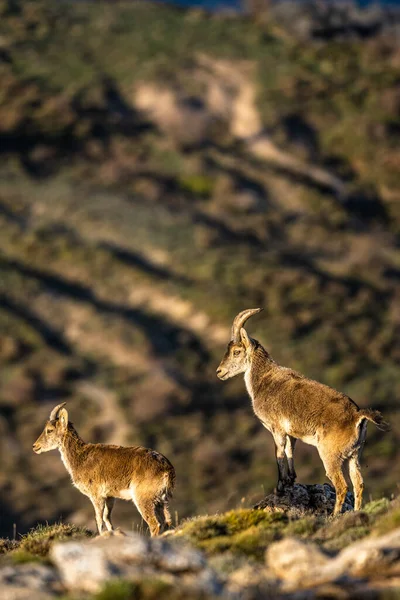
50,532 -> 222,596
266,527 -> 400,594
0,564 -> 60,600
254,483 -> 355,516
1,523 -> 400,599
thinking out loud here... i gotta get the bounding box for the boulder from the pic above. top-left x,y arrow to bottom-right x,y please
254,483 -> 354,516
266,537 -> 343,589
226,564 -> 280,599
266,527 -> 400,591
0,563 -> 60,600
336,528 -> 400,578
51,531 -> 221,595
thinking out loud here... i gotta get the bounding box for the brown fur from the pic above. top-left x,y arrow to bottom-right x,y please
33,403 -> 175,536
217,309 -> 390,515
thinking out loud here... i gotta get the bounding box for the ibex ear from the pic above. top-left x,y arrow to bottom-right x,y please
58,408 -> 68,430
240,327 -> 251,349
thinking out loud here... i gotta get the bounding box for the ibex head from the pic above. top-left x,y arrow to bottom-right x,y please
216,308 -> 263,380
33,403 -> 69,454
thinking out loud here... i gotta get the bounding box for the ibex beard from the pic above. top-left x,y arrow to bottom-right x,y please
33,403 -> 175,536
217,308 -> 390,516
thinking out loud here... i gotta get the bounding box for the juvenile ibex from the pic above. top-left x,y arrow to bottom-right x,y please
33,403 -> 175,536
217,309 -> 390,515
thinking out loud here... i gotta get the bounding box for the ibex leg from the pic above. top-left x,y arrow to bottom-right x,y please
273,432 -> 290,494
321,453 -> 347,516
136,497 -> 161,536
163,502 -> 172,529
348,455 -> 364,511
348,420 -> 367,511
131,488 -> 161,537
155,502 -> 167,534
285,435 -> 297,485
90,496 -> 106,535
103,497 -> 115,531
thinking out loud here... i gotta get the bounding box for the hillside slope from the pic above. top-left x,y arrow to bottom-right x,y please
1,497 -> 400,599
0,0 -> 399,536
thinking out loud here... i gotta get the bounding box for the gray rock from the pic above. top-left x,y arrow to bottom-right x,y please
226,564 -> 280,600
266,527 -> 400,591
51,531 -> 220,594
254,483 -> 354,516
151,537 -> 206,573
0,563 -> 60,600
266,537 -> 342,589
336,528 -> 400,578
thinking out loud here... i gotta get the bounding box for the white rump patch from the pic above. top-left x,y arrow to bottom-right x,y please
300,434 -> 318,447
119,489 -> 133,501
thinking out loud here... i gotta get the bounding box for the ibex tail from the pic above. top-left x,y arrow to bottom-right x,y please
358,409 -> 391,432
161,469 -> 176,501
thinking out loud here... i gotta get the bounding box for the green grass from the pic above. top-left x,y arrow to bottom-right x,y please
363,498 -> 391,516
178,510 -> 290,560
9,549 -> 47,565
0,523 -> 93,568
93,578 -> 213,600
15,523 -> 92,558
373,501 -> 400,535
174,499 -> 400,561
94,581 -> 137,600
178,175 -> 215,199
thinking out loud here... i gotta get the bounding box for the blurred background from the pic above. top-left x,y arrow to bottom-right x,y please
0,0 -> 400,537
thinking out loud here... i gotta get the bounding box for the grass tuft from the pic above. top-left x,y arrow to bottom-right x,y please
177,509 -> 287,560
363,498 -> 391,516
15,522 -> 92,558
373,501 -> 400,535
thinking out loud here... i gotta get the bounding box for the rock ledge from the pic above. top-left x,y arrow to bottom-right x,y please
254,483 -> 354,516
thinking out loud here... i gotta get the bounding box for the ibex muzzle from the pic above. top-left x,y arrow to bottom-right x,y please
217,308 -> 390,515
33,402 -> 66,454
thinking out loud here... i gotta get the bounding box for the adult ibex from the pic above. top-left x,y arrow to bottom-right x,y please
217,308 -> 390,515
33,403 -> 175,536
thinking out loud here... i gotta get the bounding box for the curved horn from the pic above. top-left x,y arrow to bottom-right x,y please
231,308 -> 263,342
49,402 -> 67,421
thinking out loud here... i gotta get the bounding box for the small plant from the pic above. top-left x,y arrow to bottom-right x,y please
179,174 -> 214,198
363,498 -> 391,516
0,538 -> 18,555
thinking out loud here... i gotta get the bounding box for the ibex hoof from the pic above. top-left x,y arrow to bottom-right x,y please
161,528 -> 175,537
114,528 -> 127,537
99,529 -> 127,538
275,479 -> 295,495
